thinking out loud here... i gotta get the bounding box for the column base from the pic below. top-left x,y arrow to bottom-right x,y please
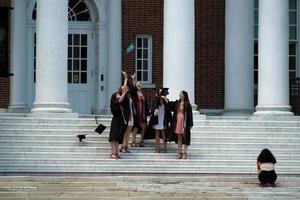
223,109 -> 254,116
253,105 -> 294,116
7,104 -> 29,113
31,102 -> 72,113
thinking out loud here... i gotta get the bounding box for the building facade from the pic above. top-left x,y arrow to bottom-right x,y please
0,0 -> 299,115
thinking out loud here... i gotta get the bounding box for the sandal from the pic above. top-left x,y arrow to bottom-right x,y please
177,153 -> 182,159
182,153 -> 187,159
124,146 -> 131,153
119,146 -> 124,153
110,154 -> 118,160
116,153 -> 122,159
139,141 -> 145,147
130,142 -> 137,147
155,149 -> 161,153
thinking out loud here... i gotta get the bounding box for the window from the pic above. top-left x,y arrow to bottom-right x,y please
32,0 -> 92,21
135,35 -> 152,84
68,34 -> 88,84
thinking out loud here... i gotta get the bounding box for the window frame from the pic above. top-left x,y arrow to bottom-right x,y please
135,35 -> 153,85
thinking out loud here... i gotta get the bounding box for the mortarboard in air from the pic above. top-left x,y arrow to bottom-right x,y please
95,123 -> 106,134
125,43 -> 135,54
76,134 -> 86,142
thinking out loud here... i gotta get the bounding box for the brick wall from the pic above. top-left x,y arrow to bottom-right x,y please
0,0 -> 10,108
195,0 -> 225,109
122,0 -> 163,106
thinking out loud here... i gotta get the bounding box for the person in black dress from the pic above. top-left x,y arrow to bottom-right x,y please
108,72 -> 128,160
257,148 -> 277,187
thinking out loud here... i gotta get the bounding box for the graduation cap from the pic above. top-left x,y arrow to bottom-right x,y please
95,123 -> 106,134
125,43 -> 135,54
161,88 -> 169,96
76,134 -> 86,142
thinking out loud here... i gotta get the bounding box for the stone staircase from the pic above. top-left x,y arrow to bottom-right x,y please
1,113 -> 300,199
0,114 -> 300,175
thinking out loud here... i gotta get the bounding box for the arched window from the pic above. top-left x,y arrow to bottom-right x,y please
32,0 -> 92,21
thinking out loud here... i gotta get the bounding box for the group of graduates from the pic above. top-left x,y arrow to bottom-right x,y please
108,71 -> 193,160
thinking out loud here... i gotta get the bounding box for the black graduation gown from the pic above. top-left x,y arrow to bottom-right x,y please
108,92 -> 127,144
168,100 -> 193,145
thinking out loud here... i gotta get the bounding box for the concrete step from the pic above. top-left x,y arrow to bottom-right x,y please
1,152 -> 299,160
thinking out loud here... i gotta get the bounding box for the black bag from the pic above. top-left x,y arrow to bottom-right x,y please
95,123 -> 106,134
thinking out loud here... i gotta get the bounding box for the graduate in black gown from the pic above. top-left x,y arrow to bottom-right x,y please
108,72 -> 129,160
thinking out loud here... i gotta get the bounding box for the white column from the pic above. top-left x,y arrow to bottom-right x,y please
107,0 -> 121,106
163,0 -> 195,105
254,0 -> 293,115
31,0 -> 72,114
224,0 -> 254,114
8,0 -> 27,112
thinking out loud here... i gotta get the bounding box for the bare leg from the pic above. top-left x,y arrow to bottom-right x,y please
177,134 -> 183,159
161,130 -> 167,151
139,122 -> 147,146
123,126 -> 132,152
131,127 -> 138,147
155,130 -> 160,153
182,144 -> 188,159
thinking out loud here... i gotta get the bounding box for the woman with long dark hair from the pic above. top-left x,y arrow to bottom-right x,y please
257,148 -> 277,187
108,72 -> 128,159
169,91 -> 193,159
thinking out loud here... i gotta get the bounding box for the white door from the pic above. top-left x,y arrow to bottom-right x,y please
67,32 -> 93,114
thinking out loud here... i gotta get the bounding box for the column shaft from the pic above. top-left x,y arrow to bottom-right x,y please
254,0 -> 293,115
31,0 -> 71,113
225,0 -> 254,114
107,0 -> 121,105
163,0 -> 195,104
9,0 -> 27,112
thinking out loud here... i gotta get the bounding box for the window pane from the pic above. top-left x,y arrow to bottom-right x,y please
289,11 -> 297,25
289,56 -> 296,70
81,35 -> 87,46
289,0 -> 297,10
137,60 -> 142,70
68,34 -> 72,45
68,47 -> 72,58
143,38 -> 148,48
73,59 -> 79,71
143,60 -> 148,70
143,49 -> 148,59
68,72 -> 72,83
254,43 -> 258,54
254,25 -> 258,39
74,47 -> 79,58
74,34 -> 80,45
81,72 -> 87,83
289,44 -> 296,55
68,59 -> 72,70
254,10 -> 258,24
289,26 -> 297,40
254,0 -> 259,9
143,71 -> 148,81
81,60 -> 87,71
254,71 -> 258,85
137,71 -> 142,81
137,49 -> 142,58
81,47 -> 87,58
73,72 -> 79,83
137,38 -> 142,48
289,71 -> 296,79
254,56 -> 258,69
